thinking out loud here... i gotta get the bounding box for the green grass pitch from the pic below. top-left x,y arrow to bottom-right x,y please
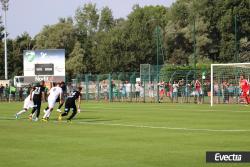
0,102 -> 250,167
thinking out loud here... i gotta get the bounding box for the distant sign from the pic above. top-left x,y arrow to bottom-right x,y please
23,49 -> 65,77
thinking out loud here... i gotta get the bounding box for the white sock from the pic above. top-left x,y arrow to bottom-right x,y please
43,109 -> 49,118
44,109 -> 51,118
32,112 -> 37,119
17,109 -> 27,115
47,110 -> 52,118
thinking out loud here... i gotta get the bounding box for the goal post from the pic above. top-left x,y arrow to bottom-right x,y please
211,63 -> 250,106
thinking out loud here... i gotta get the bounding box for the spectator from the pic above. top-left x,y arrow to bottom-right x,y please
148,81 -> 154,102
158,81 -> 165,102
5,84 -> 9,101
135,81 -> 140,102
165,81 -> 172,102
228,83 -> 235,104
185,83 -> 191,103
9,85 -> 16,101
194,79 -> 202,104
213,81 -> 219,104
120,82 -> 126,102
113,82 -> 118,101
139,82 -> 144,101
222,81 -> 229,104
19,87 -> 24,101
101,80 -> 108,101
172,81 -> 179,103
179,79 -> 185,103
125,80 -> 131,101
95,83 -> 100,101
0,84 -> 4,101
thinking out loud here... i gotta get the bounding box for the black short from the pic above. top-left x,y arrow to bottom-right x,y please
64,98 -> 76,112
56,97 -> 60,102
33,98 -> 42,106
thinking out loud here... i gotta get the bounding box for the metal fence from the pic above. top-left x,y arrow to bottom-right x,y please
67,69 -> 211,104
0,68 -> 246,104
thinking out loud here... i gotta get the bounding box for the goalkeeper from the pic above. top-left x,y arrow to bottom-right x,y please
239,74 -> 250,104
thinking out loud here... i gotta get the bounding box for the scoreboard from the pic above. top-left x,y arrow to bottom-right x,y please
35,64 -> 54,75
23,49 -> 65,82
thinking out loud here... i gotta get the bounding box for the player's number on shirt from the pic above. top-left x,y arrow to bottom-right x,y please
71,92 -> 76,96
34,87 -> 41,94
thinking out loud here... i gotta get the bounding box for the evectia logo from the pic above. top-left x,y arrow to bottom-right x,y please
215,153 -> 242,162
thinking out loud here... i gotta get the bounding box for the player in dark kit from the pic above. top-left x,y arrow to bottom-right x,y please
29,80 -> 45,121
56,81 -> 67,112
58,87 -> 82,121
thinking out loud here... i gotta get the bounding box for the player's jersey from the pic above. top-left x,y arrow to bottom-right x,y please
240,79 -> 249,92
158,82 -> 165,91
32,85 -> 45,100
68,90 -> 81,100
61,84 -> 67,93
48,86 -> 63,100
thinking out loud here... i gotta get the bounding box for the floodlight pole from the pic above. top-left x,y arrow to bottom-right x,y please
146,19 -> 164,103
210,64 -> 213,107
1,0 -> 9,80
155,26 -> 161,103
193,17 -> 196,80
234,14 -> 239,63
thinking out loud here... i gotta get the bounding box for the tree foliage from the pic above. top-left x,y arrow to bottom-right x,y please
66,42 -> 86,77
0,0 -> 249,79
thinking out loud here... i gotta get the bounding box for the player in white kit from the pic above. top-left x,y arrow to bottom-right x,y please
15,92 -> 34,119
42,82 -> 63,121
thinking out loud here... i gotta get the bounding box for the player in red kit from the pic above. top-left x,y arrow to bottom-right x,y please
239,74 -> 250,104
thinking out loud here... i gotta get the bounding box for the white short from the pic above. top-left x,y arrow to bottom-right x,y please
23,97 -> 34,109
48,96 -> 57,108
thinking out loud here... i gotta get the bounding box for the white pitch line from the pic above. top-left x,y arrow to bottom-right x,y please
1,116 -> 250,132
75,121 -> 250,132
86,106 -> 250,113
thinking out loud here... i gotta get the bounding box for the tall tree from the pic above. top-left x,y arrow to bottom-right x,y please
34,18 -> 76,58
9,32 -> 34,77
0,16 -> 5,79
66,42 -> 86,77
98,6 -> 114,32
74,3 -> 99,73
123,5 -> 169,70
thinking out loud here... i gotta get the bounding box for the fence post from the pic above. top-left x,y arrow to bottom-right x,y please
143,79 -> 146,103
130,72 -> 135,102
117,73 -> 122,102
85,74 -> 89,101
186,70 -> 193,103
97,75 -> 100,101
108,74 -> 112,102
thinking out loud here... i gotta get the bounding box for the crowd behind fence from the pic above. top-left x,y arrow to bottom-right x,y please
72,70 -> 246,104
0,83 -> 31,102
0,69 -> 246,104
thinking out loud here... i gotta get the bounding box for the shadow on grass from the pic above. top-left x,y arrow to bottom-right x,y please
0,116 -> 120,123
48,117 -> 120,123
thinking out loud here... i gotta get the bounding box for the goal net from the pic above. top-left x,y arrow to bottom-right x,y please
211,63 -> 250,106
